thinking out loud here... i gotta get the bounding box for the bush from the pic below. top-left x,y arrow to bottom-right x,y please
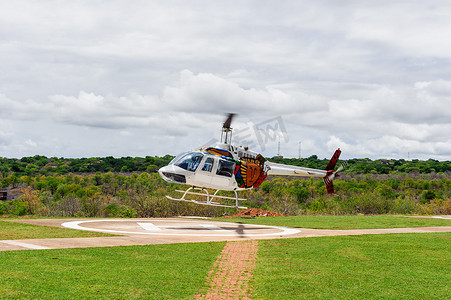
417,198 -> 451,215
121,208 -> 137,218
0,200 -> 28,216
420,190 -> 436,204
345,192 -> 390,214
0,201 -> 7,215
307,196 -> 341,215
292,187 -> 310,204
2,170 -> 451,217
390,197 -> 416,214
103,203 -> 122,217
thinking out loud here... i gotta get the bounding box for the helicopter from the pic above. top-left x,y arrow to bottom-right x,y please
158,114 -> 344,209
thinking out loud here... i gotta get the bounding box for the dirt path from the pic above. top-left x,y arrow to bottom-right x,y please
195,240 -> 258,299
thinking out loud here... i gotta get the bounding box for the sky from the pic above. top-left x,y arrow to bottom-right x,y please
1,1 -> 451,160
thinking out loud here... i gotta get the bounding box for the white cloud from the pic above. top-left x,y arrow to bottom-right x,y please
0,128 -> 13,146
162,70 -> 298,115
47,92 -> 160,128
25,139 -> 37,147
2,71 -> 451,159
345,2 -> 451,58
1,71 -> 299,129
1,1 -> 451,159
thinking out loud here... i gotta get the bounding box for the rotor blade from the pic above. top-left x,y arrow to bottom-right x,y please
222,113 -> 236,130
336,161 -> 348,173
325,148 -> 341,171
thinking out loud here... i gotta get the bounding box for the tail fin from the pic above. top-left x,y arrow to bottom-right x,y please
323,148 -> 341,194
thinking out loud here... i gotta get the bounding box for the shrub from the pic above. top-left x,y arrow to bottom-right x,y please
390,197 -> 416,214
377,184 -> 397,199
0,201 -> 7,215
1,200 -> 28,216
307,196 -> 341,215
347,192 -> 390,214
292,187 -> 310,204
417,198 -> 451,215
420,190 -> 436,204
121,207 -> 137,218
17,187 -> 42,215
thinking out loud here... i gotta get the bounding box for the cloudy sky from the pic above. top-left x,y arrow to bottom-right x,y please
1,1 -> 451,160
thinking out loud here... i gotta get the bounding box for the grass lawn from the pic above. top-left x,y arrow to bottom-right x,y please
0,233 -> 449,299
0,242 -> 225,299
0,221 -> 114,240
214,215 -> 451,229
252,232 -> 451,299
1,216 -> 450,299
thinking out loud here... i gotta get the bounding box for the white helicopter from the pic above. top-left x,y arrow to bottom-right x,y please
159,114 -> 343,209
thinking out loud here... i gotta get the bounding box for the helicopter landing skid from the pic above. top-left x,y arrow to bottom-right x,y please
165,187 -> 247,209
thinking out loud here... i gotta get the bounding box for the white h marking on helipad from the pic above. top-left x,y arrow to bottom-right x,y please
137,222 -> 162,231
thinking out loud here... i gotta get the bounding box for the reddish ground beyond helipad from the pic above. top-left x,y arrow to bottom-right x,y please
1,217 -> 450,251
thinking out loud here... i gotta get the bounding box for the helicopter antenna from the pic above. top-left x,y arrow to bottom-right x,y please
221,113 -> 236,144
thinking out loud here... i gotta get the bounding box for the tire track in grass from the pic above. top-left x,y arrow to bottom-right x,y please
195,240 -> 258,299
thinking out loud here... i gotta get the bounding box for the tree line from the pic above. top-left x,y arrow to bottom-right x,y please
2,155 -> 451,177
270,155 -> 451,174
1,154 -> 451,217
0,155 -> 451,176
0,155 -> 174,176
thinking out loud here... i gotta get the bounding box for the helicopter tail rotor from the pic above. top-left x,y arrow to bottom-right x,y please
323,148 -> 346,194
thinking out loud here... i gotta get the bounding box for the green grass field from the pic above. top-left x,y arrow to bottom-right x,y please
0,221 -> 114,240
1,216 -> 450,299
0,233 -> 449,299
252,232 -> 451,299
215,215 -> 451,229
0,242 -> 225,299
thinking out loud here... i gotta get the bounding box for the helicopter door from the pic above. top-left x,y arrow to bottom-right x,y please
211,159 -> 235,187
194,156 -> 215,186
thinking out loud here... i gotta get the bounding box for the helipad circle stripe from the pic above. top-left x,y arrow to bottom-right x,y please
61,220 -> 301,237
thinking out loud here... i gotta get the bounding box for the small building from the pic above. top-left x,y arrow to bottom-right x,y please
0,191 -> 7,201
0,189 -> 22,201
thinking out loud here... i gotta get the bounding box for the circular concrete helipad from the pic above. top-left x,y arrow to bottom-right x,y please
62,219 -> 300,237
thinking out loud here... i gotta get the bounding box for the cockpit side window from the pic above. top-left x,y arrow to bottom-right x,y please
202,157 -> 214,172
216,159 -> 235,177
173,152 -> 204,172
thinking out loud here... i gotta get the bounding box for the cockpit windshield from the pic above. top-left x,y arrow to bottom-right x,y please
170,152 -> 204,172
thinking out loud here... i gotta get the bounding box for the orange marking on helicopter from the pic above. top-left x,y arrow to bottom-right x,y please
246,164 -> 261,186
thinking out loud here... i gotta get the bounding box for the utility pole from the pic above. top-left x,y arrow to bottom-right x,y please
298,141 -> 301,159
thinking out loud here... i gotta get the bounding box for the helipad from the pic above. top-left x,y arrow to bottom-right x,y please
61,219 -> 300,237
1,218 -> 450,251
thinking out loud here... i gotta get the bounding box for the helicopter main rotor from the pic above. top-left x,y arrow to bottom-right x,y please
221,113 -> 236,145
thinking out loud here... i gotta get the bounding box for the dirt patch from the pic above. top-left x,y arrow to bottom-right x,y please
227,208 -> 285,218
195,240 -> 258,299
